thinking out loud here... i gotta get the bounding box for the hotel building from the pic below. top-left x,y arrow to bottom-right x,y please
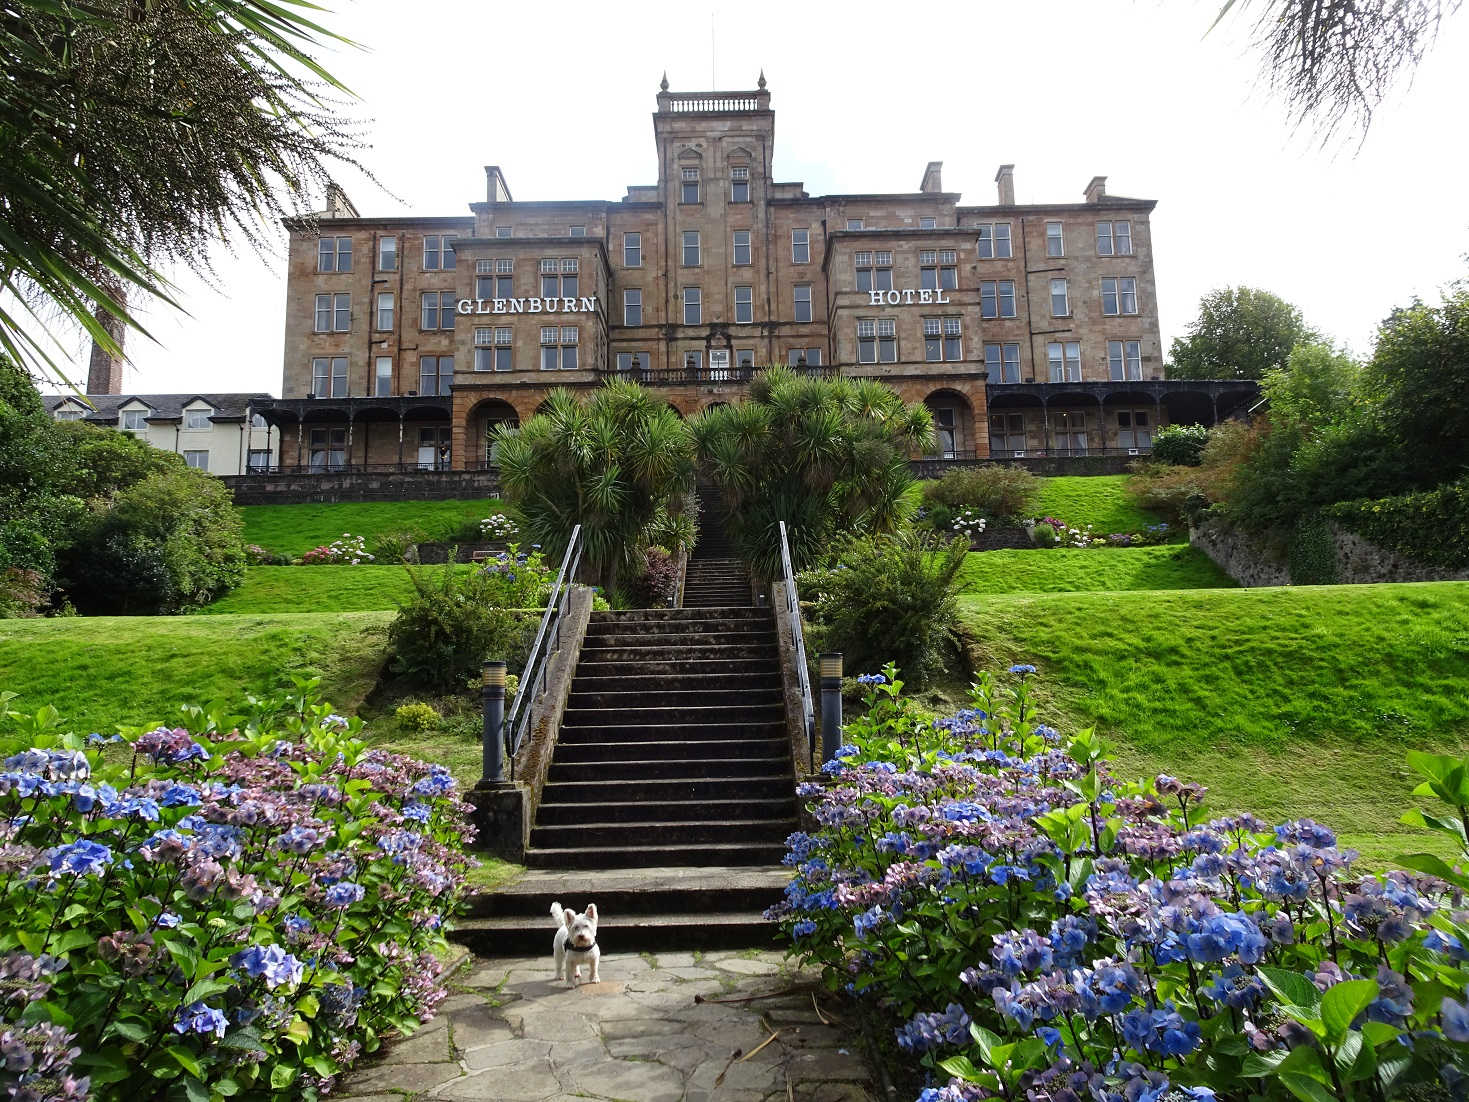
258,77 -> 1255,472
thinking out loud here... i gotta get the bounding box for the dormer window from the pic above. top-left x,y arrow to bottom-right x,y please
120,408 -> 149,432
54,406 -> 83,422
184,407 -> 213,430
681,167 -> 700,204
731,166 -> 750,203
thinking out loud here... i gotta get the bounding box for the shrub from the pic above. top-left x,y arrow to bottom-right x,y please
368,528 -> 423,564
386,562 -> 535,693
300,533 -> 374,565
1327,478 -> 1469,568
624,547 -> 680,608
800,532 -> 967,685
769,665 -> 1469,1102
0,685 -> 473,1100
0,566 -> 46,617
1127,422 -> 1256,524
1027,520 -> 1060,548
950,509 -> 987,541
922,465 -> 1039,520
59,467 -> 246,614
1287,512 -> 1339,585
478,513 -> 518,541
244,543 -> 288,566
394,701 -> 441,731
1150,423 -> 1209,466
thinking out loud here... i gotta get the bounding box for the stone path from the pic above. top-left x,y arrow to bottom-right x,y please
338,949 -> 880,1102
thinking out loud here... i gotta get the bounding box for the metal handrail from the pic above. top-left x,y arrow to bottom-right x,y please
504,524 -> 583,777
778,521 -> 815,761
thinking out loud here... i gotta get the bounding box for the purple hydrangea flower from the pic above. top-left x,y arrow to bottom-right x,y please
324,881 -> 366,908
230,944 -> 304,989
173,1001 -> 229,1038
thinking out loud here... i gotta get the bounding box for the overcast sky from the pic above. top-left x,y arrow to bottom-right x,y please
44,0 -> 1469,395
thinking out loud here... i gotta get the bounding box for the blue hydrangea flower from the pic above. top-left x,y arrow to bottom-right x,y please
791,919 -> 817,938
856,673 -> 887,685
1008,664 -> 1037,676
48,839 -> 112,878
1442,996 -> 1469,1042
173,1001 -> 229,1038
158,784 -> 202,808
401,801 -> 432,822
324,881 -> 366,908
156,912 -> 182,929
230,944 -> 305,989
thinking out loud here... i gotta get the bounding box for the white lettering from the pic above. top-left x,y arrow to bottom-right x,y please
492,299 -> 507,314
902,289 -> 916,304
562,297 -> 577,312
936,289 -> 951,304
475,299 -> 491,315
886,290 -> 901,305
528,298 -> 542,313
868,290 -> 885,306
509,299 -> 524,313
580,296 -> 596,312
455,299 -> 473,315
918,289 -> 933,304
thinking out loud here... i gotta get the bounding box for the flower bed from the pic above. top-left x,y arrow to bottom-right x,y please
0,689 -> 474,1099
767,666 -> 1469,1100
477,513 -> 519,541
300,533 -> 374,565
1026,518 -> 1171,549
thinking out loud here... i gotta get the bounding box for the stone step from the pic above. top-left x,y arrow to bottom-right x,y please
547,756 -> 791,783
571,659 -> 780,679
569,670 -> 781,693
540,775 -> 794,802
581,630 -> 773,650
574,643 -> 777,663
583,617 -> 771,637
556,721 -> 787,744
450,910 -> 780,954
591,607 -> 769,623
566,688 -> 783,710
529,817 -> 797,850
553,738 -> 790,763
533,796 -> 799,825
561,703 -> 786,727
525,842 -> 789,869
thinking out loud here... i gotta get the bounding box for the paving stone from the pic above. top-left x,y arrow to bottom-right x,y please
346,1059 -> 462,1094
513,1004 -> 603,1042
334,1094 -> 407,1102
459,1036 -> 552,1072
458,964 -> 513,988
601,1016 -> 690,1040
447,1000 -> 515,1050
787,1048 -> 871,1081
430,1061 -> 562,1101
713,956 -> 782,976
566,1056 -> 687,1101
806,1083 -> 880,1101
376,1025 -> 455,1064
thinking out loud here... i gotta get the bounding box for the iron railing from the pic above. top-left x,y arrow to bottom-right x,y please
504,524 -> 584,777
235,460 -> 503,476
778,521 -> 815,762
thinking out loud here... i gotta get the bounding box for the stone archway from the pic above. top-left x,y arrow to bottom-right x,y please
923,389 -> 975,459
469,397 -> 521,468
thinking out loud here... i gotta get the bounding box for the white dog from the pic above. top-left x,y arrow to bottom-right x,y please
550,901 -> 600,986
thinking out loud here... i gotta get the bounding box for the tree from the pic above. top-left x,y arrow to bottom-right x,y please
691,368 -> 933,579
494,381 -> 697,592
1260,341 -> 1362,429
1366,286 -> 1469,478
1167,286 -> 1316,380
1,1 -> 361,378
1216,0 -> 1463,137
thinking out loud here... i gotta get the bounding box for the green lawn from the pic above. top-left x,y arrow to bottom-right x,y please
0,613 -> 390,732
955,546 -> 1234,594
239,498 -> 504,559
201,565 -> 451,614
956,582 -> 1469,864
1032,475 -> 1161,533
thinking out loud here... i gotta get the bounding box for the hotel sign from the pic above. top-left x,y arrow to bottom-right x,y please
867,289 -> 952,305
456,296 -> 600,315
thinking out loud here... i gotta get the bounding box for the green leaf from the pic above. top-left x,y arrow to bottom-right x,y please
1321,979 -> 1379,1040
166,1047 -> 204,1078
1258,966 -> 1322,1010
284,1015 -> 312,1044
1280,1073 -> 1342,1102
939,1054 -> 984,1082
109,1019 -> 150,1043
49,929 -> 97,956
270,1063 -> 298,1090
214,1078 -> 241,1097
968,1022 -> 1001,1062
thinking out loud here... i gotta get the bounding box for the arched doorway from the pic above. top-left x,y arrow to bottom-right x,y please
923,389 -> 975,459
470,398 -> 521,468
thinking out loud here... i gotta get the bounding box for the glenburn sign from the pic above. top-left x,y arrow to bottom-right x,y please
456,295 -> 600,315
867,289 -> 952,305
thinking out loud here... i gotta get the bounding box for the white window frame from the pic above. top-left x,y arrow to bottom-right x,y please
377,235 -> 397,271
923,317 -> 963,362
183,450 -> 210,470
183,408 -> 213,431
920,250 -> 957,291
1097,220 -> 1134,256
120,407 -> 148,432
495,226 -> 513,238
568,225 -> 586,237
311,356 -> 348,398
317,236 -> 351,273
732,230 -> 751,266
793,283 -> 813,324
683,287 -> 701,326
856,251 -> 893,293
417,354 -> 453,396
976,223 -> 1013,259
980,280 -> 1016,319
374,355 -> 393,395
731,165 -> 750,203
1102,276 -> 1139,316
375,292 -> 394,331
919,217 -> 937,230
846,218 -> 864,231
623,288 -> 642,327
1050,278 -> 1070,318
1046,221 -> 1065,258
984,341 -> 1022,384
734,285 -> 753,324
1046,341 -> 1083,383
680,166 -> 700,204
1108,339 -> 1144,381
791,228 -> 810,264
624,231 -> 642,268
682,230 -> 701,267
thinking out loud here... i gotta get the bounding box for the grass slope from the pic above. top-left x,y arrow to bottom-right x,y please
1032,475 -> 1160,533
201,565 -> 452,614
955,546 -> 1234,594
239,498 -> 504,558
0,613 -> 390,732
956,582 -> 1469,864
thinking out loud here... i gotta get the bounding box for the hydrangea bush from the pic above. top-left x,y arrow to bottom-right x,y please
478,513 -> 519,541
767,665 -> 1469,1101
0,682 -> 475,1100
951,510 -> 988,541
299,533 -> 374,565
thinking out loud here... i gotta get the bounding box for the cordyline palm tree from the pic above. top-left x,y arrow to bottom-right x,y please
690,367 -> 933,579
494,380 -> 697,592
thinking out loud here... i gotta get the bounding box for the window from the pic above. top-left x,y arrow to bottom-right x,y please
976,223 -> 1013,259
785,347 -> 823,367
423,234 -> 457,270
183,450 -> 210,470
991,413 -> 1027,454
120,408 -> 148,431
1117,410 -> 1153,450
1050,278 -> 1070,317
184,408 -> 212,430
681,166 -> 700,204
846,218 -> 864,231
1052,410 -> 1089,455
793,283 -> 813,323
732,230 -> 751,266
314,293 -> 350,333
1102,276 -> 1138,316
375,355 -> 393,396
1097,220 -> 1134,256
731,165 -> 750,203
682,230 -> 700,267
791,228 -> 810,264
247,449 -> 271,472
308,427 -> 346,470
375,292 -> 394,331
377,236 -> 397,271
1046,341 -> 1083,382
984,341 -> 1022,383
317,236 -> 351,272
919,217 -> 937,230
920,250 -> 958,290
250,413 -> 267,429
539,327 -> 579,371
683,287 -> 701,325
980,280 -> 1016,318
420,291 -> 456,330
933,406 -> 958,458
855,251 -> 893,293
1046,221 -> 1065,258
478,261 -> 514,300
923,317 -> 963,362
616,351 -> 650,372
569,224 -> 586,237
540,257 -> 579,298
682,349 -> 703,373
418,426 -> 451,470
728,285 -> 752,325
53,407 -> 83,421
857,318 -> 896,363
474,328 -> 514,372
418,355 -> 453,395
311,356 -> 348,397
623,289 -> 642,326
624,232 -> 642,267
495,226 -> 513,238
1108,339 -> 1144,381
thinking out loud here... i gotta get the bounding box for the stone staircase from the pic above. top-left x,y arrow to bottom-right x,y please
684,486 -> 753,608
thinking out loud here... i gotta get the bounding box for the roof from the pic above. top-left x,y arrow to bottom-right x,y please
43,392 -> 274,424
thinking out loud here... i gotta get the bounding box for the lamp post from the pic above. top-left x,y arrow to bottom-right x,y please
819,652 -> 843,767
481,660 -> 507,785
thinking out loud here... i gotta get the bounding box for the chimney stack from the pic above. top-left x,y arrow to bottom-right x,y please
484,165 -> 513,204
919,161 -> 943,194
1084,175 -> 1107,204
995,164 -> 1015,206
323,182 -> 359,218
86,279 -> 126,395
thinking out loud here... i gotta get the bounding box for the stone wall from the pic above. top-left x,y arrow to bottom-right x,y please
912,454 -> 1135,479
223,469 -> 501,505
1190,518 -> 1469,587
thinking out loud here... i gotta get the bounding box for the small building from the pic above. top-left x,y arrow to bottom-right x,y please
43,392 -> 279,475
